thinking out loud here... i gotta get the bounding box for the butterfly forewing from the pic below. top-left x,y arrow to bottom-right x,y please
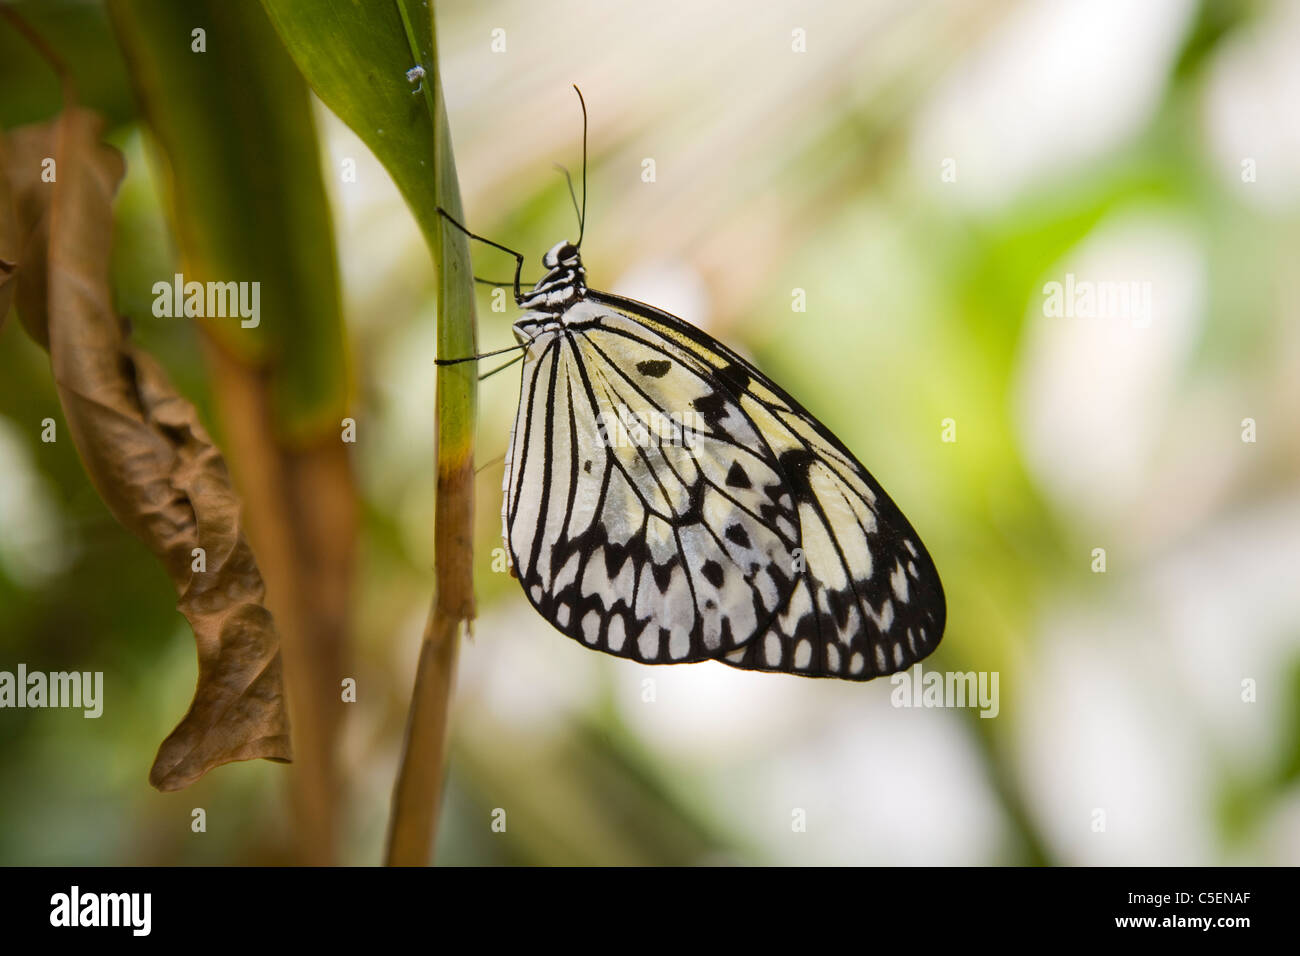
589,292 -> 945,679
502,290 -> 945,681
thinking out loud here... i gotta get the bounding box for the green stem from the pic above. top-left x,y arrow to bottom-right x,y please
385,0 -> 477,866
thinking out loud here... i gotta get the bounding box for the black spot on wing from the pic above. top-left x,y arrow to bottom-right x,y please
635,359 -> 672,378
725,524 -> 751,548
716,361 -> 751,393
650,558 -> 676,593
701,559 -> 725,589
691,389 -> 730,426
776,448 -> 818,502
725,461 -> 752,489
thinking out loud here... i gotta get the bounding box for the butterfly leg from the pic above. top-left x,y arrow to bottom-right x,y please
436,206 -> 526,303
434,342 -> 528,367
478,353 -> 525,380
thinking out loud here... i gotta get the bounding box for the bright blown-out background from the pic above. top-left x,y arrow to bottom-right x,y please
1,0 -> 1298,865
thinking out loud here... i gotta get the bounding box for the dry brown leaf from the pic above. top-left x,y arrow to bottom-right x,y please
3,108 -> 292,790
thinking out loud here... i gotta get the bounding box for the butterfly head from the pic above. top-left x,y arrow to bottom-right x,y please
519,240 -> 587,313
543,240 -> 581,270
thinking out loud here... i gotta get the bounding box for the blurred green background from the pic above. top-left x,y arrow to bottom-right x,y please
2,0 -> 1299,865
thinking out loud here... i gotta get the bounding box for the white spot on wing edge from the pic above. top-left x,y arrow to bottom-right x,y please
764,633 -> 782,666
608,615 -> 627,652
794,639 -> 812,669
891,560 -> 910,603
581,611 -> 600,645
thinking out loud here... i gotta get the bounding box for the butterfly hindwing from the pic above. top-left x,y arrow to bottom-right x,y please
504,301 -> 804,664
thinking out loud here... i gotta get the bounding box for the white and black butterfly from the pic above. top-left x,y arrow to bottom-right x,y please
438,89 -> 944,681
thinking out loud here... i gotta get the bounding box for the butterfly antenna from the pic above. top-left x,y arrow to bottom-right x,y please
553,163 -> 582,238
572,84 -> 588,248
436,206 -> 526,303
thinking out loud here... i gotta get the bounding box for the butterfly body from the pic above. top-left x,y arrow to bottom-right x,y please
499,239 -> 945,681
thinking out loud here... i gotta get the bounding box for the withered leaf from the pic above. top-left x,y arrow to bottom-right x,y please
3,108 -> 292,790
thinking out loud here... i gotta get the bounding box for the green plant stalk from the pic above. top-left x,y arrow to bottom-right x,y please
260,0 -> 477,865
384,0 -> 477,866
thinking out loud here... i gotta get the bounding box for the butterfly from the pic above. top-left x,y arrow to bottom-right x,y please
438,89 -> 944,681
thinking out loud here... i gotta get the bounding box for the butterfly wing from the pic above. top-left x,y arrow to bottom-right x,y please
504,292 -> 945,680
